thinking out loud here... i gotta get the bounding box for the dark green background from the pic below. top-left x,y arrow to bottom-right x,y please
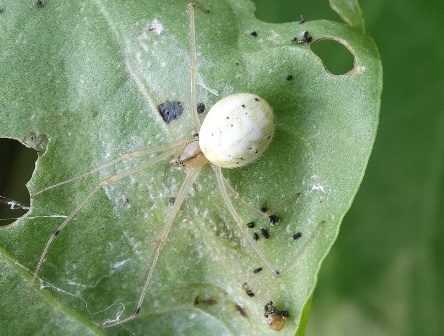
1,0 -> 442,335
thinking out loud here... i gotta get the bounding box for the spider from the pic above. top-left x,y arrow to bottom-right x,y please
28,2 -> 315,331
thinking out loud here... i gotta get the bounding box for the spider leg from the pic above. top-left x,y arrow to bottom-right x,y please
278,220 -> 327,275
31,147 -> 178,293
102,166 -> 202,327
223,178 -> 301,221
188,2 -> 209,132
188,2 -> 200,131
32,139 -> 190,197
213,165 -> 280,276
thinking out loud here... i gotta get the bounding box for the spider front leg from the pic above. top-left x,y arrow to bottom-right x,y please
32,139 -> 190,197
30,140 -> 187,294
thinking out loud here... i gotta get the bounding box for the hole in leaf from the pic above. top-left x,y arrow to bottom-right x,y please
310,38 -> 355,75
0,138 -> 37,226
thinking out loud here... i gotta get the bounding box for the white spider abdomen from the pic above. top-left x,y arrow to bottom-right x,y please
199,93 -> 275,168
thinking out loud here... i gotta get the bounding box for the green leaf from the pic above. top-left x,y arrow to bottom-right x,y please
0,0 -> 381,335
329,0 -> 365,31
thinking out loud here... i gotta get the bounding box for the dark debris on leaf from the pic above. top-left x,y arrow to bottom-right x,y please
158,101 -> 184,123
197,102 -> 205,114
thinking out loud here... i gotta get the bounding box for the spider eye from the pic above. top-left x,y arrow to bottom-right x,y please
199,93 -> 274,168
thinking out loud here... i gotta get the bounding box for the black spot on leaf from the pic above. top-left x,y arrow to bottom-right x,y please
157,101 -> 184,123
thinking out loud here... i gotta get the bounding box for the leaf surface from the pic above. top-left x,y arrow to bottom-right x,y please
0,0 -> 381,335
